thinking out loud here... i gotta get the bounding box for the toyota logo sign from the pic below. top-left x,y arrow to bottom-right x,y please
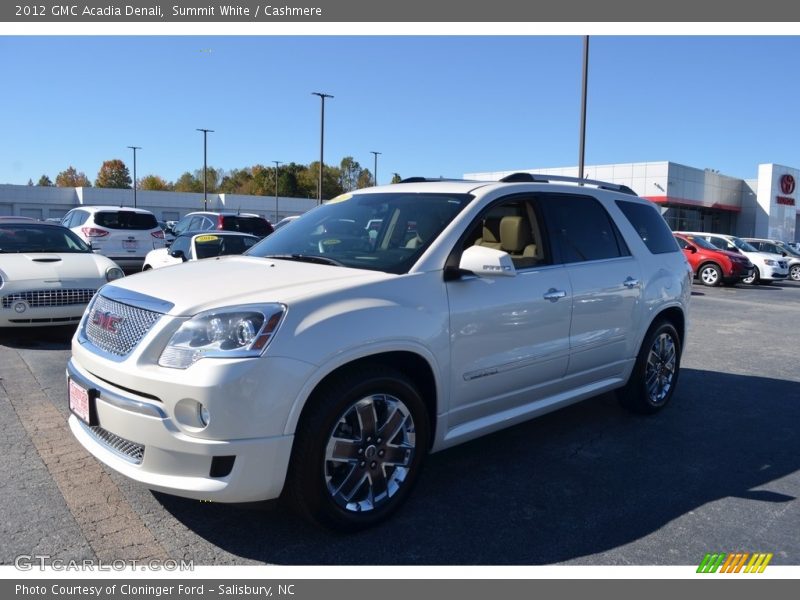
780,174 -> 795,195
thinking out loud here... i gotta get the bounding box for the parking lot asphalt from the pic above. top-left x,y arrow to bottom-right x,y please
1,280 -> 798,566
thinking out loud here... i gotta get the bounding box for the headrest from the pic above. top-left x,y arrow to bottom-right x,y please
500,216 -> 532,253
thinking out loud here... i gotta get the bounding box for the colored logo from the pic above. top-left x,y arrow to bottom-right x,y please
91,309 -> 123,334
697,552 -> 773,573
779,174 -> 795,195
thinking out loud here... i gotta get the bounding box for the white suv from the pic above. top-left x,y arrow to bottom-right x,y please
67,175 -> 690,530
62,206 -> 166,271
676,232 -> 789,285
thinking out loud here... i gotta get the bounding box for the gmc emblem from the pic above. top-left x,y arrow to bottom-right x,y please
91,309 -> 123,333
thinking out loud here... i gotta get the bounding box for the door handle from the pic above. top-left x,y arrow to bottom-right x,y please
623,277 -> 640,289
543,288 -> 567,302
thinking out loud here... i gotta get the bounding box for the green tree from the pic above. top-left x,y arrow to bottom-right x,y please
139,174 -> 171,191
37,175 -> 53,186
338,156 -> 363,192
356,169 -> 373,189
95,159 -> 132,189
300,162 -> 343,200
220,167 -> 255,194
173,172 -> 202,193
193,167 -> 220,193
391,173 -> 402,184
55,166 -> 91,187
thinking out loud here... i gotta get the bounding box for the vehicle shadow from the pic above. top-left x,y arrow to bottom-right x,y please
156,368 -> 799,564
0,325 -> 75,350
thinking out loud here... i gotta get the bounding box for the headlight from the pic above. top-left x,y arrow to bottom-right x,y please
764,259 -> 777,266
105,266 -> 125,281
158,304 -> 286,369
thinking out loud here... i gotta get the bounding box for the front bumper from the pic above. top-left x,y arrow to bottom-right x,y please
66,358 -> 295,502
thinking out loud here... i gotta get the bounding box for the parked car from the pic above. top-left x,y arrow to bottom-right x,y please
272,215 -> 300,231
675,231 -> 789,285
143,232 -> 259,270
0,221 -> 123,327
61,206 -> 166,272
674,233 -> 753,286
67,174 -> 690,531
743,238 -> 800,282
170,211 -> 274,239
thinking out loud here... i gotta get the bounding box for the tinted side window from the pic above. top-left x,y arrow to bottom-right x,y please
543,194 -> 628,263
615,200 -> 678,254
170,235 -> 191,257
222,216 -> 273,237
674,237 -> 689,250
74,211 -> 90,226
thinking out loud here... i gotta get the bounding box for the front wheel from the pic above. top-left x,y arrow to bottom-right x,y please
284,366 -> 429,531
790,264 -> 800,282
742,267 -> 760,285
618,321 -> 681,415
698,263 -> 722,287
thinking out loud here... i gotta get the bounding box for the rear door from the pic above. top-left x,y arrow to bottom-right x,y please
540,193 -> 642,382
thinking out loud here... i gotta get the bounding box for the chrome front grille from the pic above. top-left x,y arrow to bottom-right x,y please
2,288 -> 96,309
83,294 -> 162,357
86,425 -> 145,464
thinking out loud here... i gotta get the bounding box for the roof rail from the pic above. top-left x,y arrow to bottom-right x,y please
498,172 -> 638,196
398,176 -> 473,184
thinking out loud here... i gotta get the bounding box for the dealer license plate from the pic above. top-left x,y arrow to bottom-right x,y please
69,379 -> 91,424
122,240 -> 138,250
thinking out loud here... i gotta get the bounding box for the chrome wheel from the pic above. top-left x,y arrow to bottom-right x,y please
742,267 -> 759,284
699,264 -> 720,286
791,264 -> 800,282
645,332 -> 677,405
324,394 -> 416,513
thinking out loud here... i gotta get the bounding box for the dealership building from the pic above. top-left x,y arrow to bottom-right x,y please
465,161 -> 800,242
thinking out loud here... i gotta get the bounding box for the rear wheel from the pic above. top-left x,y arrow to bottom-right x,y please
619,321 -> 681,415
284,366 -> 429,531
698,263 -> 722,287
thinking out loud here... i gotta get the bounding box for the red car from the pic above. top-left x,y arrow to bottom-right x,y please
674,233 -> 754,286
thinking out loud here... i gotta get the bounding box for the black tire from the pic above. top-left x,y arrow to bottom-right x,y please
618,320 -> 682,415
742,267 -> 760,285
698,263 -> 722,287
283,365 -> 429,531
790,264 -> 800,282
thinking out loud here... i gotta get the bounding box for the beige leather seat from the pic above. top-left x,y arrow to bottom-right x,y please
499,216 -> 537,263
474,217 -> 502,250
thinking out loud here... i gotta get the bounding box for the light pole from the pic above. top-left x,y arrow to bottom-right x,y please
312,92 -> 333,204
127,145 -> 141,207
272,160 -> 282,221
578,35 -> 589,181
197,128 -> 214,210
370,151 -> 381,186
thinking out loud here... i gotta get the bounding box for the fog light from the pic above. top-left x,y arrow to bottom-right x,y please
198,404 -> 210,428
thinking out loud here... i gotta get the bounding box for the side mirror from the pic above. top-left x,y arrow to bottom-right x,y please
170,249 -> 187,262
687,245 -> 697,253
458,245 -> 516,278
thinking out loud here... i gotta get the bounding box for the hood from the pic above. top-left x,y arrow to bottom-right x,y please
0,252 -> 113,283
104,255 -> 392,316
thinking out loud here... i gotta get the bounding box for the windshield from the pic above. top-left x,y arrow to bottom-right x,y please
247,192 -> 472,274
685,236 -> 720,251
778,242 -> 800,257
0,224 -> 92,253
730,237 -> 758,252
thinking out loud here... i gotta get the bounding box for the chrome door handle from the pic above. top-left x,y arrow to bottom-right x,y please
543,288 -> 567,302
623,277 -> 640,288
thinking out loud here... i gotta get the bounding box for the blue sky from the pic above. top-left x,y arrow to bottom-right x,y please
1,35 -> 798,186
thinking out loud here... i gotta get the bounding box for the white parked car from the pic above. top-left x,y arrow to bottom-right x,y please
61,206 -> 166,272
0,220 -> 124,327
742,238 -> 800,282
143,231 -> 259,271
67,174 -> 690,530
675,232 -> 789,285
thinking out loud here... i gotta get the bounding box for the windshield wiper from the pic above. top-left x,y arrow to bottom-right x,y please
262,254 -> 344,267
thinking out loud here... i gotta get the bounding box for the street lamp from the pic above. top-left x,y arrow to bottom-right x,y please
196,128 -> 214,210
272,160 -> 282,221
312,92 -> 333,204
578,35 -> 589,181
370,151 -> 381,186
127,145 -> 141,207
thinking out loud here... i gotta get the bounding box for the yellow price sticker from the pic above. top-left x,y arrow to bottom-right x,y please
195,235 -> 219,242
326,193 -> 352,204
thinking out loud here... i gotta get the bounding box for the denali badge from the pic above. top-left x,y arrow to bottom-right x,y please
91,309 -> 123,333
